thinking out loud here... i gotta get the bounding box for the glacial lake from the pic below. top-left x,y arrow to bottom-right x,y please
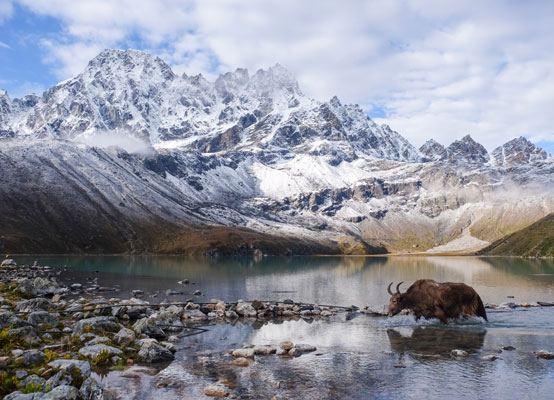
17,255 -> 554,399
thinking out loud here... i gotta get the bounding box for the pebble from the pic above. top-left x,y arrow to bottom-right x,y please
481,355 -> 500,361
232,348 -> 255,358
279,341 -> 294,351
204,386 -> 229,397
451,349 -> 468,358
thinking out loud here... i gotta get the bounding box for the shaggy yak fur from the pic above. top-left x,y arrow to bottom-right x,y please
387,279 -> 488,323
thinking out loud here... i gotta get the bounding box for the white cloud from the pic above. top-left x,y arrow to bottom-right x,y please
0,40 -> 10,49
12,0 -> 554,150
0,0 -> 13,23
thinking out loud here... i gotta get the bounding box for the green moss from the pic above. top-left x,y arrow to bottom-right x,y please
20,383 -> 45,394
0,371 -> 19,398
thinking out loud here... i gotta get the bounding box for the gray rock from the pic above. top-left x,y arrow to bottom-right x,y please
78,344 -> 122,359
138,342 -> 174,363
289,344 -> 316,356
535,350 -> 554,359
114,327 -> 135,346
8,326 -> 41,345
15,370 -> 29,379
253,345 -> 277,355
481,355 -> 500,361
0,311 -> 29,330
451,349 -> 468,358
132,317 -> 166,339
18,374 -> 46,389
45,371 -> 73,389
236,302 -> 257,318
15,298 -> 52,313
79,377 -> 104,400
1,258 -> 16,267
182,309 -> 208,320
85,336 -> 111,345
73,316 -> 120,333
28,311 -> 59,327
231,348 -> 255,358
41,385 -> 79,400
21,350 -> 46,366
48,359 -> 91,377
3,392 -> 44,400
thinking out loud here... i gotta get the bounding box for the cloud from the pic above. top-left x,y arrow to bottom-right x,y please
0,41 -> 10,49
11,0 -> 554,150
0,0 -> 13,23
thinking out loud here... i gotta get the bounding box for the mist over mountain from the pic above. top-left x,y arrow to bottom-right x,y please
1,49 -> 553,255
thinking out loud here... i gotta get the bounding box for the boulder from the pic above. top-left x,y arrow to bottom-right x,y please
28,311 -> 59,327
15,298 -> 51,313
1,258 -> 17,267
78,344 -> 122,359
114,327 -> 136,346
231,348 -> 255,358
21,350 -> 45,366
182,309 -> 208,320
279,341 -> 294,351
535,350 -> 554,359
48,359 -> 91,377
132,317 -> 166,339
41,385 -> 79,400
138,342 -> 174,363
18,374 -> 46,389
253,345 -> 277,355
236,302 -> 257,318
79,377 -> 104,400
289,344 -> 316,356
73,316 -> 120,333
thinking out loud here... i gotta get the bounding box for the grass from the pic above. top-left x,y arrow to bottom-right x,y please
479,213 -> 554,257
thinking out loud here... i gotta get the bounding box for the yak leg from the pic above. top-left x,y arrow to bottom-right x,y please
435,307 -> 448,324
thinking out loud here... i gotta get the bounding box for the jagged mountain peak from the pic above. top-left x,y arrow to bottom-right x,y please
492,136 -> 548,166
419,139 -> 446,161
445,135 -> 489,164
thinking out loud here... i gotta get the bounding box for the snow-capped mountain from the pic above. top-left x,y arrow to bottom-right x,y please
0,49 -> 553,255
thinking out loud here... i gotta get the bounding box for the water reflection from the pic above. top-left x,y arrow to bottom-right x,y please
387,326 -> 486,356
16,255 -> 554,305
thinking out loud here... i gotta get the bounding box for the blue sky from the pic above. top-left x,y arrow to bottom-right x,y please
1,0 -> 554,154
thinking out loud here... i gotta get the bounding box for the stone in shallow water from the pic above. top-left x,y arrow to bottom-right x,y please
481,355 -> 500,361
138,342 -> 174,363
279,341 -> 294,351
451,349 -> 468,358
535,350 -> 554,359
289,344 -> 316,357
253,345 -> 277,355
204,385 -> 229,397
231,348 -> 255,358
232,357 -> 249,367
132,317 -> 166,339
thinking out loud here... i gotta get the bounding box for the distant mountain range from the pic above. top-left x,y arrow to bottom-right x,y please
1,49 -> 553,255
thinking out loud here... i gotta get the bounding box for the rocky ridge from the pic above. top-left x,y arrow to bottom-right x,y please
0,49 -> 553,255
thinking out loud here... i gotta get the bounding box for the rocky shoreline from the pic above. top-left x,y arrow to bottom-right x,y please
0,259 -> 355,399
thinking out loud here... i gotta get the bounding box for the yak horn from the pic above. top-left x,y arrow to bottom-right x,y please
387,282 -> 394,296
396,282 -> 404,294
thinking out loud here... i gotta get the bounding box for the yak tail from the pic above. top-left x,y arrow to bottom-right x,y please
477,295 -> 488,321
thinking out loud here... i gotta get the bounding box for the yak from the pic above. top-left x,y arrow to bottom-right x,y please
387,279 -> 487,323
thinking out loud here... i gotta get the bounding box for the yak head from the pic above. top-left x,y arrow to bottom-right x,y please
387,282 -> 406,316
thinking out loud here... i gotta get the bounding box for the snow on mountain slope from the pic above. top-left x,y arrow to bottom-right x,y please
1,49 -> 554,255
